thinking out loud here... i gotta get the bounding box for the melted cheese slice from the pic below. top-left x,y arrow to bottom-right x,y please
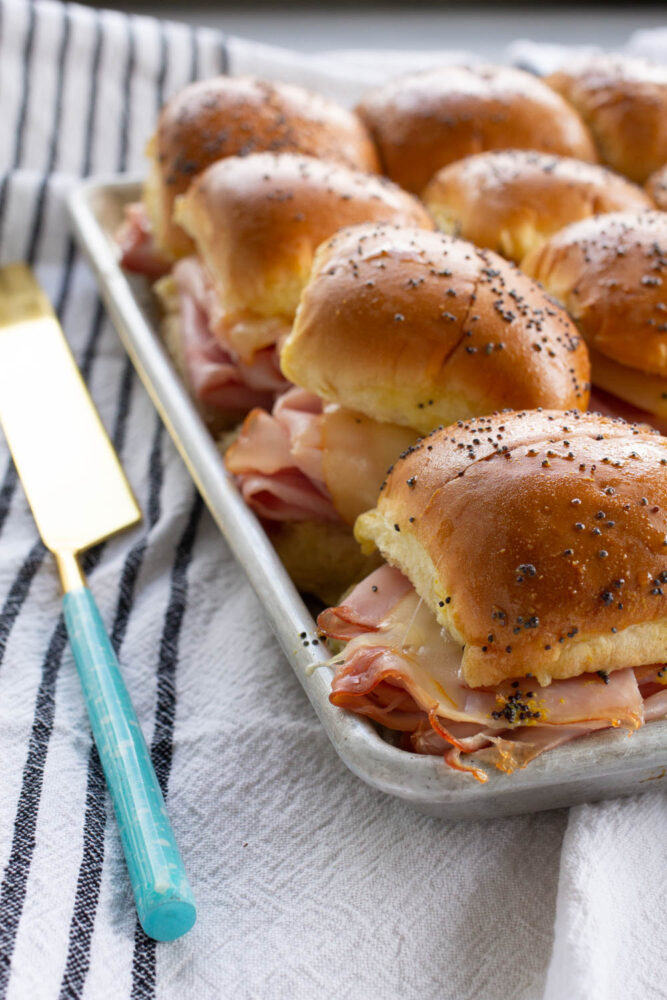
589,346 -> 667,421
331,586 -> 644,732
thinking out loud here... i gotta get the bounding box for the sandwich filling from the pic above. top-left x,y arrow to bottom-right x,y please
318,563 -> 667,782
163,256 -> 290,415
120,209 -> 292,415
225,387 -> 417,524
117,202 -> 171,279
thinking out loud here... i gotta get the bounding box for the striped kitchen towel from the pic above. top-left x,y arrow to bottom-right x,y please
1,3 -> 667,1000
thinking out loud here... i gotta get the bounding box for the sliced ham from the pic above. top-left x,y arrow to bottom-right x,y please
226,392 -> 419,525
172,256 -> 289,415
117,202 -> 171,280
318,564 -> 413,638
318,564 -> 664,781
237,469 -> 338,522
225,387 -> 339,522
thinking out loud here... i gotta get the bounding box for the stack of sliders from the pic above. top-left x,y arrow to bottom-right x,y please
225,224 -> 590,601
153,153 -> 432,428
317,410 -> 667,781
119,75 -> 379,276
115,59 -> 667,778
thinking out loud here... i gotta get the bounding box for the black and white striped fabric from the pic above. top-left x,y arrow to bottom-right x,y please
1,3 -> 666,998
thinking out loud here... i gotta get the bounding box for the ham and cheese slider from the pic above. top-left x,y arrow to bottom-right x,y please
119,75 -> 379,274
156,154 -> 432,427
423,150 -> 651,263
355,64 -> 596,194
546,55 -> 667,184
522,211 -> 667,429
318,410 -> 667,780
225,224 -> 590,598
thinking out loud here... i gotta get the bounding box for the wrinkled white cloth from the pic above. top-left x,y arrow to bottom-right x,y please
0,3 -> 666,999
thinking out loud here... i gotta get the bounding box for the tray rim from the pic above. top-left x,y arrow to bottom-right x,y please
66,173 -> 667,820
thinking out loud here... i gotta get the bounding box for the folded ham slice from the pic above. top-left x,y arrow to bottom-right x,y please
318,564 -> 665,781
225,388 -> 339,522
117,202 -> 171,280
226,390 -> 421,524
171,256 -> 290,415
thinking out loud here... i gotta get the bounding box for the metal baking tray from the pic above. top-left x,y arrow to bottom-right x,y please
67,176 -> 667,819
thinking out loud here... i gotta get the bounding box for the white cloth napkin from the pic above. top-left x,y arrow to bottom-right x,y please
0,2 -> 665,999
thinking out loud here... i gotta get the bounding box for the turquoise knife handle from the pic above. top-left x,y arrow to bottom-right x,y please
63,587 -> 196,942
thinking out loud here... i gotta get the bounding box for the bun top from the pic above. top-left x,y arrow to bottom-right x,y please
282,224 -> 590,433
546,55 -> 667,183
355,410 -> 667,688
423,150 -> 651,263
521,211 -> 667,377
355,64 -> 596,193
647,164 -> 667,210
176,154 -> 433,320
145,75 -> 380,258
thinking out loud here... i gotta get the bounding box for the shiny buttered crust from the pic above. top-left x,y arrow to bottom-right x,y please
175,153 -> 433,320
646,164 -> 667,210
355,64 -> 596,193
521,212 -> 667,378
145,75 -> 380,258
546,56 -> 667,184
355,410 -> 667,688
282,224 -> 590,433
423,150 -> 651,263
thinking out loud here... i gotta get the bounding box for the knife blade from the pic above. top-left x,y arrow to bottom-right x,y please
0,263 -> 196,942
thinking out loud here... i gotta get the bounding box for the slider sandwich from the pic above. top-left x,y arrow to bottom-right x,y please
156,153 -> 432,427
119,74 -> 379,276
225,224 -> 590,600
546,55 -> 667,184
423,150 -> 652,263
355,64 -> 597,195
317,410 -> 667,781
522,211 -> 667,431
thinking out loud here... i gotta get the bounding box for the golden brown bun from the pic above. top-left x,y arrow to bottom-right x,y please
175,153 -> 434,322
423,150 -> 651,263
646,164 -> 667,210
355,410 -> 667,688
546,56 -> 667,183
355,64 -> 596,194
282,224 -> 590,433
268,520 -> 381,606
145,75 -> 380,258
521,211 -> 667,378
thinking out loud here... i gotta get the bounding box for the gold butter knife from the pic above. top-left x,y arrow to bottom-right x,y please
0,264 -> 195,941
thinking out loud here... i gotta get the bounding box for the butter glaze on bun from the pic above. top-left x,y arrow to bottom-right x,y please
175,154 -> 433,321
423,150 -> 651,263
521,211 -> 667,385
145,76 -> 380,258
282,224 -> 590,432
546,55 -> 667,183
355,410 -> 667,688
646,164 -> 667,210
355,64 -> 596,193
